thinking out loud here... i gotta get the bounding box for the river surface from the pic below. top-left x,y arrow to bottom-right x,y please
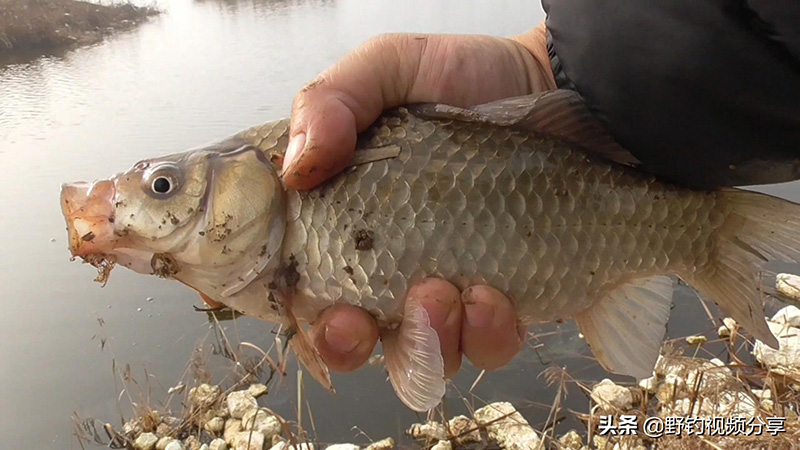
1,0 -> 798,448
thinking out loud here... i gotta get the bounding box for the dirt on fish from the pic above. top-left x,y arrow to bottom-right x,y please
150,253 -> 180,278
352,228 -> 374,251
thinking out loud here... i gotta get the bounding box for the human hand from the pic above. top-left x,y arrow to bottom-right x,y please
291,25 -> 555,377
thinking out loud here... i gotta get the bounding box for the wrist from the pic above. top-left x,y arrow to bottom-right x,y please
508,22 -> 557,92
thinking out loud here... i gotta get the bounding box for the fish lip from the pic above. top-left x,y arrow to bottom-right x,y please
60,180 -> 118,257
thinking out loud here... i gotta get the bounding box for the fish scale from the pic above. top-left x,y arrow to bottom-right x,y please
254,106 -> 722,324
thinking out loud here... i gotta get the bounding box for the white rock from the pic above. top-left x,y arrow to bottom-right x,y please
772,305 -> 800,327
447,416 -> 481,445
205,416 -> 225,433
227,391 -> 258,419
753,320 -> 800,376
231,431 -> 265,450
224,419 -> 243,443
751,389 -> 772,400
164,442 -> 183,450
325,445 -> 359,450
590,379 -> 633,411
430,441 -> 451,450
241,409 -> 281,439
718,317 -> 738,338
685,335 -> 707,345
156,437 -> 177,450
364,438 -> 394,450
135,433 -> 159,450
210,439 -> 228,450
248,383 -> 269,398
474,402 -> 543,450
408,421 -> 447,441
775,274 -> 800,305
190,384 -> 222,409
558,430 -> 583,449
200,446 -> 209,450
638,376 -> 657,393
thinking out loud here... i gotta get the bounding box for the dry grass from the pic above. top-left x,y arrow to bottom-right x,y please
72,296 -> 800,449
0,0 -> 158,56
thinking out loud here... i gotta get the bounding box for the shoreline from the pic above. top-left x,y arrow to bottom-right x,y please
0,0 -> 159,60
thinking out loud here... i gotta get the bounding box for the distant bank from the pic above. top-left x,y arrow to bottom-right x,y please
0,0 -> 159,59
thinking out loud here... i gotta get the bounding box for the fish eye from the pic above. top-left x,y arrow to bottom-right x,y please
152,176 -> 173,194
142,164 -> 182,199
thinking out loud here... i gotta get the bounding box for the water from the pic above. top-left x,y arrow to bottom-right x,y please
1,0 -> 798,447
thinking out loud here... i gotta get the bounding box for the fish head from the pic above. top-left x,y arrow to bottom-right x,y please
61,140 -> 287,319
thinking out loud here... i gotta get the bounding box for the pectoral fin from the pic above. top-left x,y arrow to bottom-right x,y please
575,275 -> 674,379
273,290 -> 334,392
382,296 -> 446,412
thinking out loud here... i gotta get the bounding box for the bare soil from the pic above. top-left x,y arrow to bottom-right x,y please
0,0 -> 158,58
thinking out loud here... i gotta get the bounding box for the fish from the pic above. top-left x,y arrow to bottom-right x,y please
61,89 -> 794,412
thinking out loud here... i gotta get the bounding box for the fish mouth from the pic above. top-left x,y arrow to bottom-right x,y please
60,180 -> 118,258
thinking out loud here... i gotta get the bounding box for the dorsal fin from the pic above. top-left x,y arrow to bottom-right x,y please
409,90 -> 640,167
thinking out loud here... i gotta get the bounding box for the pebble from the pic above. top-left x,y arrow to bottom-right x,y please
558,430 -> 583,449
638,376 -> 657,393
247,383 -> 268,398
224,419 -> 243,443
430,441 -> 451,450
156,437 -> 177,450
230,431 -> 265,450
590,379 -> 633,411
135,432 -> 158,450
717,317 -> 738,338
753,317 -> 800,376
364,438 -> 394,450
772,305 -> 800,327
209,439 -> 228,450
325,445 -> 359,450
685,335 -> 707,345
147,296 -> 155,302
447,415 -> 481,445
190,384 -> 221,409
164,441 -> 184,450
241,409 -> 281,439
156,423 -> 173,438
474,402 -> 544,450
407,421 -> 447,441
227,391 -> 258,419
205,416 -> 225,434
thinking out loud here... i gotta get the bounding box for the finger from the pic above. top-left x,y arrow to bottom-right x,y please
284,34 -> 426,190
282,94 -> 357,190
407,278 -> 463,378
461,285 -> 523,370
312,303 -> 379,373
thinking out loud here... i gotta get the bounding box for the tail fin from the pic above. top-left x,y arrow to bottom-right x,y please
690,189 -> 800,349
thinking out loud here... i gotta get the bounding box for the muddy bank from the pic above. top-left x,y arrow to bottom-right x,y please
0,0 -> 158,59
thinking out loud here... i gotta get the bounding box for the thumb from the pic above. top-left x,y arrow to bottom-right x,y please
283,34 -> 428,190
283,88 -> 358,190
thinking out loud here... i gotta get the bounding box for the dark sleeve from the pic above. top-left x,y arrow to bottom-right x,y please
542,0 -> 800,189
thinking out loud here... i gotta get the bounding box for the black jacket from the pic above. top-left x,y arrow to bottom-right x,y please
543,0 -> 800,189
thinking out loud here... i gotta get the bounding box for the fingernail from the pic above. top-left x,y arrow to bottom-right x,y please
282,132 -> 306,175
464,290 -> 495,329
416,296 -> 455,329
324,323 -> 359,354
